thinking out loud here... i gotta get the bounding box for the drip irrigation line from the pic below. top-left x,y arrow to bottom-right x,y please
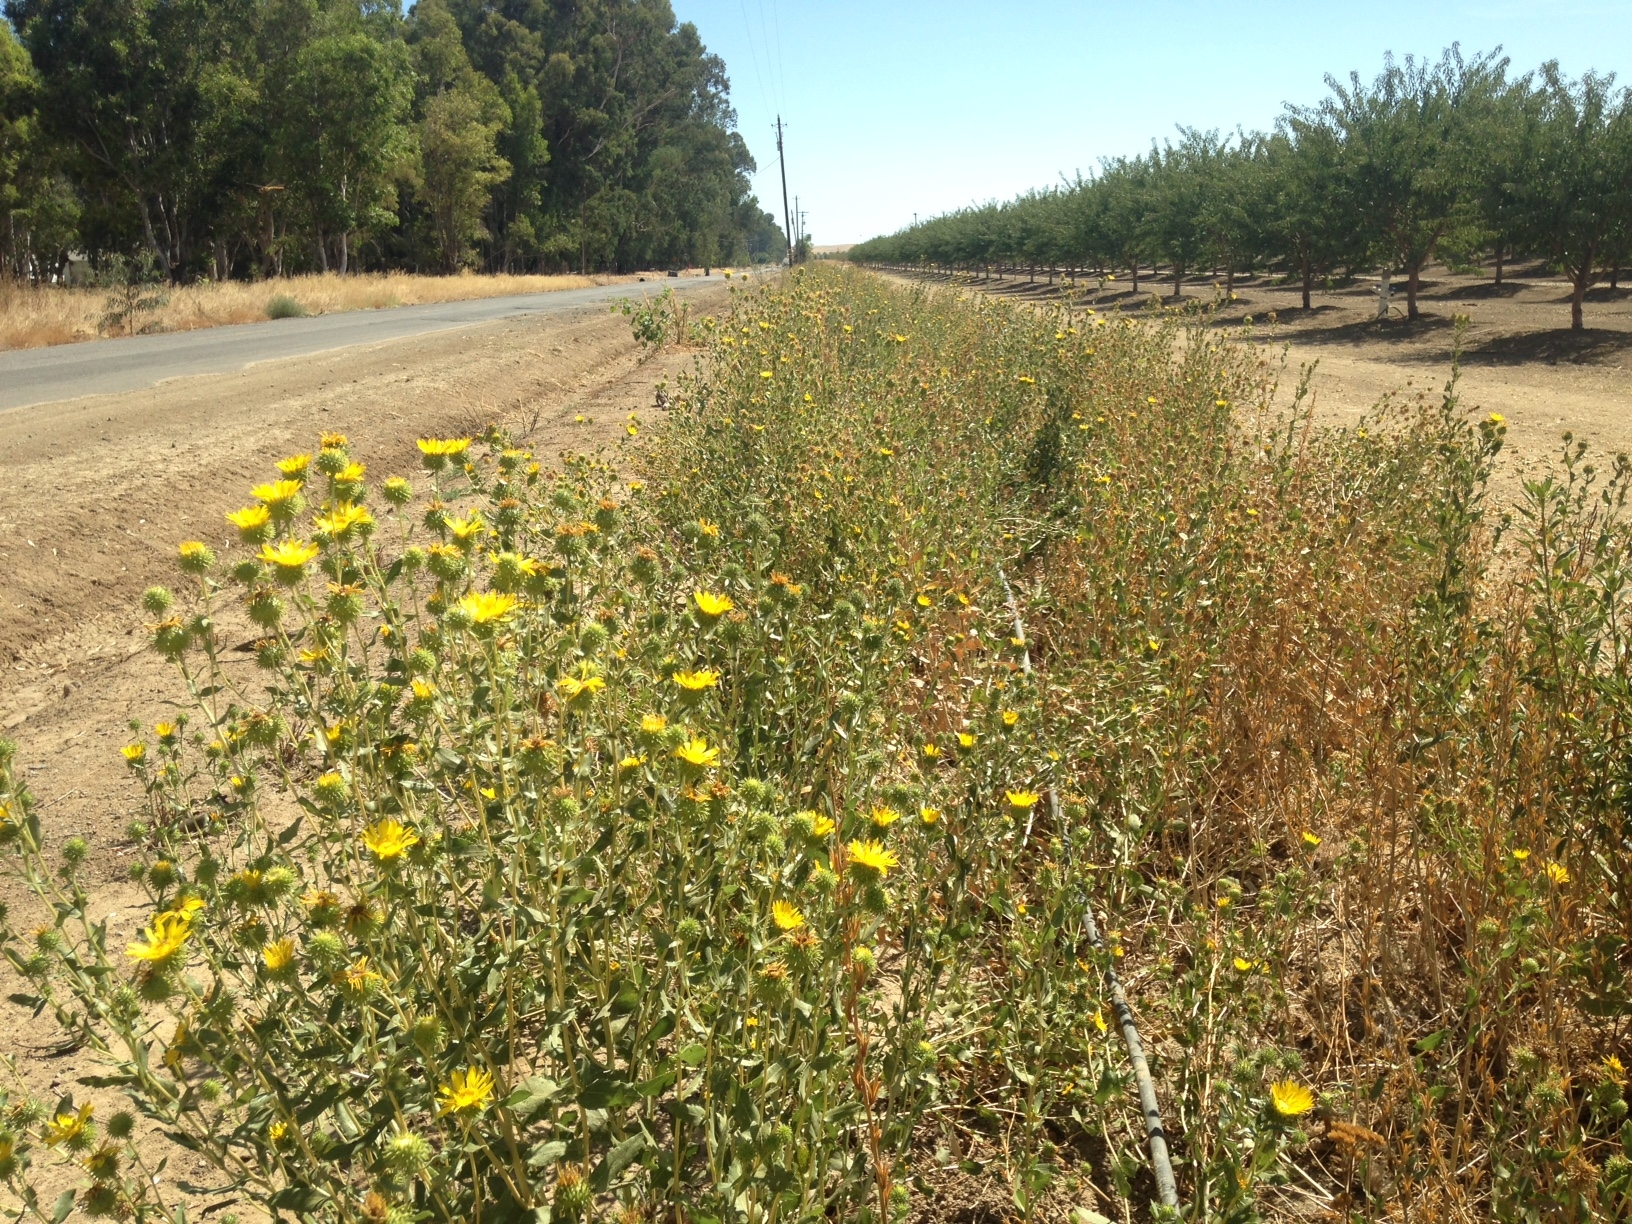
997,568 -> 1181,1212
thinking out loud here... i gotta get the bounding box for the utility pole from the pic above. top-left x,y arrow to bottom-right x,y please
776,116 -> 793,267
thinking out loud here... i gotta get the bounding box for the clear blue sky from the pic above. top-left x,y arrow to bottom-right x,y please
671,0 -> 1632,245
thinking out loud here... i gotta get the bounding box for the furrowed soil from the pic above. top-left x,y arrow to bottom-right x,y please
888,262 -> 1632,495
0,291 -> 723,1214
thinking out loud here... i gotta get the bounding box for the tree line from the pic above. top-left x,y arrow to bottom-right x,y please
850,48 -> 1632,330
0,0 -> 788,283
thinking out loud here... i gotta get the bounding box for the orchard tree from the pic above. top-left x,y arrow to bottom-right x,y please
1265,120 -> 1363,311
1147,136 -> 1208,299
1514,64 -> 1632,329
1311,46 -> 1506,320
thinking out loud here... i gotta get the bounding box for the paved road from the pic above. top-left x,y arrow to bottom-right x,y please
0,276 -> 721,412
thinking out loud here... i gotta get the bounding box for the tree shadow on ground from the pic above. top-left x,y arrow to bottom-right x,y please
1465,327 -> 1632,366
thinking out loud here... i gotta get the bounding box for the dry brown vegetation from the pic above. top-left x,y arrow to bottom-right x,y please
0,270 -> 652,351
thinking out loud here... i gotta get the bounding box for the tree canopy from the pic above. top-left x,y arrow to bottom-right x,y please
851,46 -> 1632,330
0,0 -> 787,280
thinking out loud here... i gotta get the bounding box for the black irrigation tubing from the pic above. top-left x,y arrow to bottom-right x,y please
997,567 -> 1181,1212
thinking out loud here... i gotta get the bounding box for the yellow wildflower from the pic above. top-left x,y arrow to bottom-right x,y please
870,805 -> 900,828
956,732 -> 976,750
1233,957 -> 1255,972
674,738 -> 720,769
437,1067 -> 495,1116
225,504 -> 272,537
920,806 -> 942,825
846,839 -> 899,878
810,814 -> 836,838
772,900 -> 805,931
673,669 -> 720,692
251,479 -> 305,509
126,911 -> 192,964
1512,848 -> 1530,861
1001,710 -> 1019,727
1546,862 -> 1570,885
276,453 -> 312,478
121,742 -> 146,764
43,1102 -> 93,1148
1005,790 -> 1041,811
693,590 -> 735,618
641,713 -> 668,734
262,938 -> 295,973
362,818 -> 419,861
313,502 -> 374,537
1269,1080 -> 1315,1118
1301,830 -> 1321,848
259,540 -> 321,572
457,591 -> 518,626
698,519 -> 720,538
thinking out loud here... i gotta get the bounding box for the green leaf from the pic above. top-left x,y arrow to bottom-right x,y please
677,1043 -> 708,1067
51,1190 -> 75,1224
591,1133 -> 646,1190
1414,1029 -> 1448,1054
527,1139 -> 567,1169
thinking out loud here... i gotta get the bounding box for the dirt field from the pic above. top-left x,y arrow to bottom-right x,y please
0,290 -> 725,1213
890,261 -> 1632,489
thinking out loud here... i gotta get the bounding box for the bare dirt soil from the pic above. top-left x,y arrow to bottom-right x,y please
892,262 -> 1632,491
0,292 -> 721,1215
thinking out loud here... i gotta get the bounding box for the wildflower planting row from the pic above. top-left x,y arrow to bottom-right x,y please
3,264 -> 1630,1223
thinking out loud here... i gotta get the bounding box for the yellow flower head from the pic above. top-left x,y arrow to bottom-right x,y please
1301,830 -> 1321,848
772,900 -> 805,931
319,431 -> 349,448
252,479 -> 306,509
694,590 -> 735,618
956,732 -> 976,751
846,839 -> 900,878
43,1102 -> 93,1148
641,713 -> 668,734
121,742 -> 146,764
276,454 -> 311,478
674,738 -> 720,769
362,818 -> 419,862
262,938 -> 295,973
226,504 -> 272,538
333,461 -> 366,484
1512,848 -> 1531,862
1001,710 -> 1019,727
673,669 -> 721,692
259,540 -> 321,572
618,754 -> 646,770
314,502 -> 374,538
457,591 -> 518,626
1269,1080 -> 1315,1118
1005,790 -> 1041,811
922,743 -> 941,760
869,805 -> 900,828
417,437 -> 472,458
557,671 -> 606,702
447,513 -> 485,545
698,518 -> 720,538
809,813 -> 836,838
1233,957 -> 1255,972
1546,861 -> 1571,885
126,910 -> 193,964
920,806 -> 942,826
437,1066 -> 495,1116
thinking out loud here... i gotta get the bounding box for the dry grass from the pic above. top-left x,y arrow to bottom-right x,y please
0,270 -> 654,351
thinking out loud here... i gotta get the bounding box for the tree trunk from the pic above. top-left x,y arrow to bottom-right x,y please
1494,243 -> 1504,287
338,231 -> 349,277
1130,262 -> 1138,293
1301,252 -> 1312,311
317,232 -> 329,274
1225,262 -> 1235,296
1406,264 -> 1421,321
1173,264 -> 1183,299
1572,274 -> 1586,330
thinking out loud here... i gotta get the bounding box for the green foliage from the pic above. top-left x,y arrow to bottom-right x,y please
265,293 -> 307,319
0,0 -> 784,281
851,45 -> 1632,330
7,266 -> 1632,1222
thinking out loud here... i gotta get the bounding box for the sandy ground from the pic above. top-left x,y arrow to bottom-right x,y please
0,291 -> 722,1215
